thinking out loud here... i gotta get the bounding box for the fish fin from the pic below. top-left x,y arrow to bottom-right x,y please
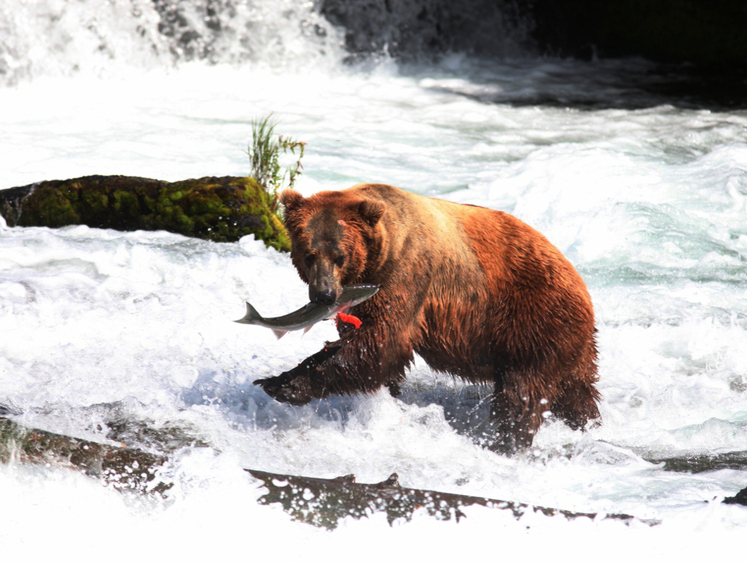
272,329 -> 288,339
235,302 -> 263,324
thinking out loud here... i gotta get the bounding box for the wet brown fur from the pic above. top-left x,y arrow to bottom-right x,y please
254,183 -> 600,454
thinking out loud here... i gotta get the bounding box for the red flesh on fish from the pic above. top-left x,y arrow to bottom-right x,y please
336,312 -> 362,329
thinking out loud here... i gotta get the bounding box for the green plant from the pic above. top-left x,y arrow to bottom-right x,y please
248,114 -> 306,213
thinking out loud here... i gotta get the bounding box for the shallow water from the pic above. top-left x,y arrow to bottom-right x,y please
2,0 -> 747,557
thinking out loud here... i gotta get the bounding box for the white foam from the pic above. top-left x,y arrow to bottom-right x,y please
1,5 -> 747,546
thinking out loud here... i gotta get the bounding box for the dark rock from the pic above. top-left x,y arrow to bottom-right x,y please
723,487 -> 747,506
320,0 -> 526,59
320,0 -> 747,67
527,0 -> 747,67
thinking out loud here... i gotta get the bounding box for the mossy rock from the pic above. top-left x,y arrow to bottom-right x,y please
0,175 -> 290,251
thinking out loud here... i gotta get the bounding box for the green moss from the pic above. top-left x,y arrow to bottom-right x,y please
112,190 -> 141,220
17,184 -> 80,227
1,175 -> 291,251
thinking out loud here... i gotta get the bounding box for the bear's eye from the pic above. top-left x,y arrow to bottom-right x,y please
334,254 -> 345,268
304,254 -> 316,268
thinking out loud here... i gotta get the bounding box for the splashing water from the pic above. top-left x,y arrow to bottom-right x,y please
1,0 -> 747,557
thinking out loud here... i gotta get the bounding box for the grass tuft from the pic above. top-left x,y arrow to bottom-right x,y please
248,114 -> 306,215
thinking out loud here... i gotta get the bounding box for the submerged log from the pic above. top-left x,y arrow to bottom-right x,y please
245,468 -> 658,529
0,417 -> 171,494
11,411 -> 744,527
0,175 -> 290,251
651,451 -> 747,474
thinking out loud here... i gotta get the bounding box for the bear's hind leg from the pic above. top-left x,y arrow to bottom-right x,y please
385,380 -> 402,398
487,375 -> 546,455
551,379 -> 601,431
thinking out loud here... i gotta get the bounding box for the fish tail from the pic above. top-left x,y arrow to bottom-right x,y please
235,302 -> 263,324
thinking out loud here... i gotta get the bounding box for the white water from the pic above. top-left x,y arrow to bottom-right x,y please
2,1 -> 747,558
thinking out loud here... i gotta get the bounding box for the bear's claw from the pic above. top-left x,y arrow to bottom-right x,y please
254,374 -> 314,406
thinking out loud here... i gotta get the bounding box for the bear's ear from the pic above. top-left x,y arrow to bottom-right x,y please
280,189 -> 305,213
357,199 -> 386,227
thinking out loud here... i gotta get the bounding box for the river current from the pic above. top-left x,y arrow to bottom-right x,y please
1,1 -> 746,557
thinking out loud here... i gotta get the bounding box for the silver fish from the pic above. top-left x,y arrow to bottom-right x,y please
235,284 -> 379,339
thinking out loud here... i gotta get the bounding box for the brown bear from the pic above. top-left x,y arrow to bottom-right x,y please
254,183 -> 600,453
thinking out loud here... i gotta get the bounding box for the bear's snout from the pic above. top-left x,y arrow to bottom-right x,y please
307,258 -> 342,305
310,287 -> 337,305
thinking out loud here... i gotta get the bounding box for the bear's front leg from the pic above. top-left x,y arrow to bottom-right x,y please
254,345 -> 339,405
255,320 -> 416,405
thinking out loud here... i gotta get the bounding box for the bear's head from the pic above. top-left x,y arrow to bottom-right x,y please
280,189 -> 385,304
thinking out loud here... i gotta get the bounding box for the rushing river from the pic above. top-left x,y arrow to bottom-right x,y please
1,0 -> 746,557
